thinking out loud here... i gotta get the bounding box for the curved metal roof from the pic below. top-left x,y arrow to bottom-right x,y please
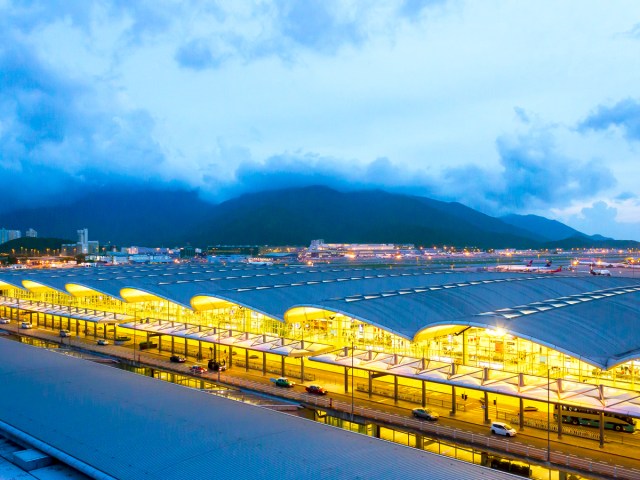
1,265 -> 639,369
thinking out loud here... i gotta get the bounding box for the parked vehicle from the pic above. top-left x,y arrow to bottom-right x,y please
59,329 -> 71,337
20,322 -> 33,329
412,408 -> 439,421
97,339 -> 110,346
271,377 -> 295,388
207,360 -> 226,371
170,355 -> 186,363
190,365 -> 207,374
490,422 -> 517,437
305,385 -> 328,395
0,318 -> 10,324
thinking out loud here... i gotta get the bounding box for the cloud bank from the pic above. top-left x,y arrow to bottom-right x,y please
1,1 -> 639,239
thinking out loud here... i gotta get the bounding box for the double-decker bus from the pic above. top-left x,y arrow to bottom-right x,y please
554,405 -> 636,433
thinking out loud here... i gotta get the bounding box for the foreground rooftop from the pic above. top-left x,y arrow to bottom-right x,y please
0,339 -> 515,480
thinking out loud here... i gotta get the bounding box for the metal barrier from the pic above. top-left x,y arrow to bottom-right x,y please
233,359 -> 316,381
356,383 -> 467,412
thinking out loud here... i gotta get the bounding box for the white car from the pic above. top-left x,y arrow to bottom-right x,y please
20,322 -> 33,329
0,318 -> 10,324
490,422 -> 517,437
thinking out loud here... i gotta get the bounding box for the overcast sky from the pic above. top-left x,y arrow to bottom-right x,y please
2,1 -> 640,239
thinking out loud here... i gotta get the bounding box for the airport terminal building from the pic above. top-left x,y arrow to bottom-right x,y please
1,263 -> 640,435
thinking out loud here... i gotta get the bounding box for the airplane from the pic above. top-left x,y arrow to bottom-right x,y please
537,266 -> 562,274
590,267 -> 611,276
495,260 -> 535,272
495,261 -> 562,274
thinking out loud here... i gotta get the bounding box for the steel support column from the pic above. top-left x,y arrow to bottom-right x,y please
344,367 -> 349,393
599,411 -> 605,448
557,403 -> 563,439
450,385 -> 456,416
484,391 -> 490,424
394,376 -> 399,404
519,397 -> 524,431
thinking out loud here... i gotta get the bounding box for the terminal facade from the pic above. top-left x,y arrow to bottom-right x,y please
1,263 -> 639,439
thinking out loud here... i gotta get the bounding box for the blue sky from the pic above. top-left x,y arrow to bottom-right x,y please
1,0 -> 640,239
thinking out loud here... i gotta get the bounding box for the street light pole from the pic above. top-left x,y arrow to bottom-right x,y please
351,337 -> 355,423
547,366 -> 551,466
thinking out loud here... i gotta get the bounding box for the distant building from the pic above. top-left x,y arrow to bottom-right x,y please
25,228 -> 37,238
0,229 -> 21,244
87,241 -> 100,255
180,245 -> 196,258
126,246 -> 171,255
77,228 -> 89,254
61,244 -> 78,256
306,239 -> 417,259
206,254 -> 248,264
207,245 -> 261,256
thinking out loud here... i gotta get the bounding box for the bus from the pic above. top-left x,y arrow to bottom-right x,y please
554,405 -> 636,433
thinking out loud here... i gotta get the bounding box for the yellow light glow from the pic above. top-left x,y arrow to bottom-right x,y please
190,295 -> 236,311
120,288 -> 164,303
285,307 -> 337,323
487,327 -> 506,337
66,284 -> 102,297
22,280 -> 63,294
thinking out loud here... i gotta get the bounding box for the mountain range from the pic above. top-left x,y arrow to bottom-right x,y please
0,186 -> 637,249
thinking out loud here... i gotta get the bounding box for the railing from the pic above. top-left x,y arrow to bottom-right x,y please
495,410 -> 640,447
233,359 -> 317,382
357,382 -> 467,412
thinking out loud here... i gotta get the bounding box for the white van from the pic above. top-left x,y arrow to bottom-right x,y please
490,422 -> 517,437
20,322 -> 33,329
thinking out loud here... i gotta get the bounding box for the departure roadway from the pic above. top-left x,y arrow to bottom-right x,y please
3,322 -> 640,480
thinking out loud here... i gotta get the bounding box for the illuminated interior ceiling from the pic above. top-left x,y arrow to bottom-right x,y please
413,324 -> 473,341
121,288 -> 169,303
66,283 -> 109,298
0,280 -> 23,290
191,295 -> 237,311
285,307 -> 346,324
22,280 -> 68,295
285,305 -> 412,341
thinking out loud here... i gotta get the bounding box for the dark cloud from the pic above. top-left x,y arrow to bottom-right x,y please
616,191 -> 637,201
0,31 -> 171,213
216,154 -> 438,201
487,130 -> 616,211
212,126 -> 616,216
275,0 -> 363,53
6,0 -> 94,33
398,0 -> 447,18
423,128 -> 617,214
578,98 -> 640,141
175,39 -> 222,70
513,106 -> 531,124
7,1 -> 173,42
